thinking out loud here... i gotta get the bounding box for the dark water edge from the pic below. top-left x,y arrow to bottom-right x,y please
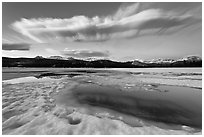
56,83 -> 202,132
2,67 -> 202,80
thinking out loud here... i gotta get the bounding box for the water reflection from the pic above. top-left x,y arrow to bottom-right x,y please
56,83 -> 202,130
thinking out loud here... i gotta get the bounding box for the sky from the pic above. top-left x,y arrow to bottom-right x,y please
2,2 -> 202,61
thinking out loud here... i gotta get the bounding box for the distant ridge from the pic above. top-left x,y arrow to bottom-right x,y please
2,55 -> 202,68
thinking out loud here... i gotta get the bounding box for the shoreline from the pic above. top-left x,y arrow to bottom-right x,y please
2,68 -> 202,135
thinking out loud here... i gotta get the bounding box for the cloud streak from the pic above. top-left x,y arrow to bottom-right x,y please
62,49 -> 110,58
11,2 -> 201,42
2,43 -> 31,51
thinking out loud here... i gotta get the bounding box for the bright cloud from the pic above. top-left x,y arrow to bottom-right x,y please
11,3 -> 201,43
62,49 -> 110,58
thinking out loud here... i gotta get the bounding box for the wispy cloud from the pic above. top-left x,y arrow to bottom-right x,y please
2,43 -> 31,51
11,2 -> 201,43
62,49 -> 110,58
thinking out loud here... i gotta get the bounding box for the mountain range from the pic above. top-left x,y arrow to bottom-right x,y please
2,55 -> 202,68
